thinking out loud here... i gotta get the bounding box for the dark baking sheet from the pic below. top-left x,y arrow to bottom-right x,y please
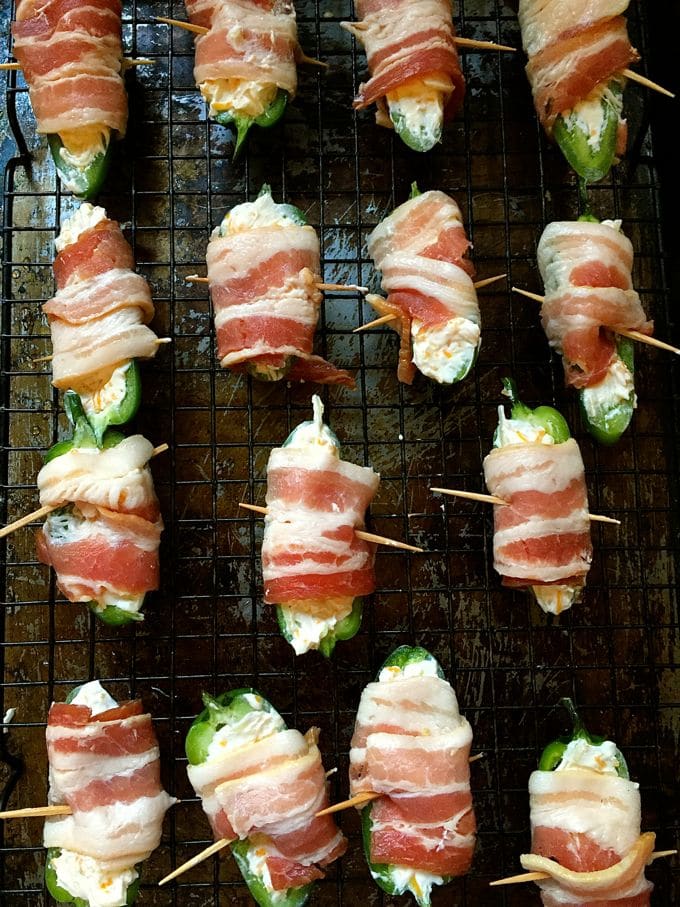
1,0 -> 678,904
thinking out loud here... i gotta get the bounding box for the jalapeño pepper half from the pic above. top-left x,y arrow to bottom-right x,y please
42,396 -> 143,627
215,87 -> 289,158
552,80 -> 624,185
360,646 -> 454,907
218,184 -> 307,383
47,133 -> 115,202
185,690 -> 315,907
538,697 -> 629,779
493,377 -> 571,447
578,334 -> 636,446
78,361 -> 143,446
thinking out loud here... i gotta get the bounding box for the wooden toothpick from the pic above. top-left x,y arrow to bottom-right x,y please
0,444 -> 169,540
430,487 -> 620,525
512,286 -> 680,355
156,16 -> 208,35
238,502 -> 423,553
0,804 -> 71,819
158,838 -> 232,886
623,69 -> 675,98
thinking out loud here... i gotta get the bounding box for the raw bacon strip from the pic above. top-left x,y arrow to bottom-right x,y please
187,726 -> 347,883
367,189 -> 480,384
350,670 -> 476,877
346,0 -> 465,121
45,208 -> 158,392
36,506 -> 161,603
525,768 -> 654,904
188,0 -> 300,100
518,0 -> 638,134
538,220 -> 652,389
44,698 -> 174,873
13,0 -> 128,137
37,435 -> 161,521
262,445 -> 380,610
206,214 -> 354,385
483,438 -> 592,586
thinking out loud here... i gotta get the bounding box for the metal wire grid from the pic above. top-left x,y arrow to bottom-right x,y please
0,0 -> 678,903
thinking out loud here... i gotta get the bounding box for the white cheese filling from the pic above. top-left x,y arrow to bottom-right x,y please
279,606 -> 340,655
200,78 -> 278,119
80,363 -> 132,417
55,203 -> 107,252
70,680 -> 118,715
411,317 -> 479,385
556,738 -> 622,776
52,850 -> 138,907
385,865 -> 445,903
580,356 -> 636,418
217,191 -> 296,236
378,656 -> 440,684
206,694 -> 285,762
566,82 -> 624,150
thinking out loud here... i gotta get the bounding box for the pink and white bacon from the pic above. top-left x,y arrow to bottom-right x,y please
518,0 -> 638,134
522,768 -> 654,905
187,728 -> 346,870
44,698 -> 174,872
185,0 -> 300,102
350,669 -> 476,876
483,439 -> 592,587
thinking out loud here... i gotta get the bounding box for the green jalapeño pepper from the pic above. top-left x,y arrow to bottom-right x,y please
578,335 -> 635,446
552,80 -> 624,185
47,133 -> 114,202
42,398 -> 143,627
538,697 -> 629,779
185,690 -> 315,907
360,646 -> 454,907
274,399 -> 368,656
493,377 -> 571,447
215,87 -> 289,158
78,361 -> 143,446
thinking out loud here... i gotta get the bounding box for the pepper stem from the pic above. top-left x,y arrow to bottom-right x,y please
409,181 -> 421,199
258,183 -> 272,199
501,376 -> 520,405
560,696 -> 588,739
577,177 -> 592,218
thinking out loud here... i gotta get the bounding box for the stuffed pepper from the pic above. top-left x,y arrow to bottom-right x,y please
350,646 -> 476,906
366,184 -> 480,385
538,217 -> 653,444
206,185 -> 354,386
185,688 -> 347,905
482,380 -> 592,615
35,394 -> 163,625
517,0 -> 639,183
44,680 -> 175,906
521,697 -> 654,905
342,0 -> 465,152
12,0 -> 128,198
184,0 -> 301,154
263,394 -> 380,656
44,203 -> 160,444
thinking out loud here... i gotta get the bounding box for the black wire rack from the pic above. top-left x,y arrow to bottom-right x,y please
1,1 -> 679,904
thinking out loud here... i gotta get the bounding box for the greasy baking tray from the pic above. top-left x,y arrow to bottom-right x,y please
1,0 -> 678,904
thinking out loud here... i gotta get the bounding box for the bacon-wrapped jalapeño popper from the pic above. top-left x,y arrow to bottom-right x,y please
483,380 -> 592,615
350,646 -> 476,905
36,394 -> 163,626
521,697 -> 655,905
185,688 -> 347,905
342,0 -> 465,152
264,395 -> 380,656
366,185 -> 481,385
517,0 -> 639,184
44,680 -> 175,906
12,0 -> 128,198
184,0 -> 301,154
537,217 -> 653,445
46,203 -> 161,444
206,186 -> 354,386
